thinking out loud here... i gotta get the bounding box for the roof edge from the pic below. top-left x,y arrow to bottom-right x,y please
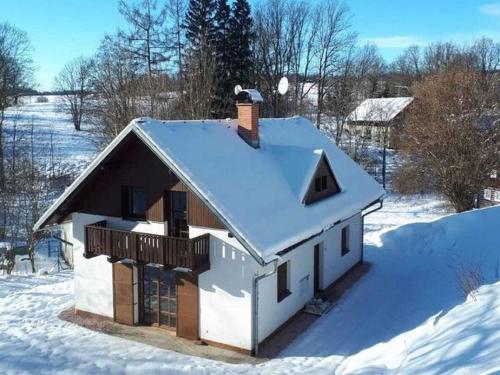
33,119 -> 140,231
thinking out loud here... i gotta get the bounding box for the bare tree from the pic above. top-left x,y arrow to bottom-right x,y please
0,23 -> 33,188
166,0 -> 187,80
253,0 -> 299,116
313,0 -> 356,129
119,0 -> 170,117
391,45 -> 423,89
54,57 -> 92,131
89,35 -> 142,145
469,37 -> 500,91
400,68 -> 499,212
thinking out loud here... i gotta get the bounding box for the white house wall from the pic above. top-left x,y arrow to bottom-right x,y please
190,225 -> 260,351
72,212 -> 114,318
257,212 -> 363,343
320,213 -> 363,288
72,212 -> 167,319
71,210 -> 363,350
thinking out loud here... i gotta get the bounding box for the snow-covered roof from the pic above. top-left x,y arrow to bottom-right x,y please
36,116 -> 384,263
347,97 -> 413,123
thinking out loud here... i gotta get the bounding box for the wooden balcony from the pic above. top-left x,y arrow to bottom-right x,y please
83,221 -> 210,272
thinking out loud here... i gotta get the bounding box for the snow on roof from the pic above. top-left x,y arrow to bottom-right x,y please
242,89 -> 263,103
136,116 -> 384,261
36,116 -> 384,263
347,97 -> 413,123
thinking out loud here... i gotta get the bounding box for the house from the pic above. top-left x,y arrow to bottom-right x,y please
346,97 -> 413,149
478,168 -> 500,208
35,89 -> 384,356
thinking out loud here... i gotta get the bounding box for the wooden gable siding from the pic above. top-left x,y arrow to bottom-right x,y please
72,133 -> 172,221
69,132 -> 225,229
304,155 -> 341,205
171,180 -> 225,229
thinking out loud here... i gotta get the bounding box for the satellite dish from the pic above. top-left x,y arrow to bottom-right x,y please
234,84 -> 243,95
278,77 -> 289,95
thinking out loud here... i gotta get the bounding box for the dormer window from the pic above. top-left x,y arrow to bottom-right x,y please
304,153 -> 341,205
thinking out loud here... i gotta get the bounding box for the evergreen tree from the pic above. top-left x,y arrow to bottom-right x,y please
229,0 -> 253,87
183,0 -> 217,119
184,0 -> 217,53
213,0 -> 233,118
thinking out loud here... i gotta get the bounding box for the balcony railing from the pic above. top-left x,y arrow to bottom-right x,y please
84,221 -> 210,272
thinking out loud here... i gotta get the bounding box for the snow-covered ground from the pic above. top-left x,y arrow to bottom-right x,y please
3,95 -> 99,177
1,194 -> 499,374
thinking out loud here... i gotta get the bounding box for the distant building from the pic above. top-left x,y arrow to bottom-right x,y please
346,97 -> 413,149
478,168 -> 500,208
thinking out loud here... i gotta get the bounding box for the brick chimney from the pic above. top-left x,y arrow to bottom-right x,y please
235,89 -> 263,148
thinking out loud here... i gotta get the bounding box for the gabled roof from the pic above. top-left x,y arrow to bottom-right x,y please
348,97 -> 413,123
36,116 -> 384,263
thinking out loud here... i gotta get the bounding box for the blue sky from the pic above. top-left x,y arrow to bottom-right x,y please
1,0 -> 499,91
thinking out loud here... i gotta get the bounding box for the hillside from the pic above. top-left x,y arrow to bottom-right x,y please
1,195 -> 499,374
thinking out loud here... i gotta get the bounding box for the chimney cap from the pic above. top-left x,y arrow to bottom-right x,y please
235,89 -> 263,104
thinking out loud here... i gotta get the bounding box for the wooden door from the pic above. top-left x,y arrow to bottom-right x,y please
113,262 -> 134,325
314,244 -> 320,296
176,273 -> 199,340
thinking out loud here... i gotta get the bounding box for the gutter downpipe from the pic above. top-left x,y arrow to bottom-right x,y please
360,198 -> 384,263
252,258 -> 278,357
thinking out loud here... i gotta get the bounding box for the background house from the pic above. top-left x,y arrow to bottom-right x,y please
478,168 -> 500,208
346,97 -> 413,149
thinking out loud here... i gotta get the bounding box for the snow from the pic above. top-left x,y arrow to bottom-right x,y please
3,194 -> 500,374
347,97 -> 413,123
3,95 -> 99,178
241,89 -> 264,103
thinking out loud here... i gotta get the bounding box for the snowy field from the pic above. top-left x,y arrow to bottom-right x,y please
1,194 -> 500,374
3,95 -> 99,177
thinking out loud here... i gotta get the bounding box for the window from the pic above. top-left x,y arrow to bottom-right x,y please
122,186 -> 147,220
277,262 -> 290,302
315,176 -> 328,193
494,190 -> 500,203
341,226 -> 350,256
491,170 -> 497,179
484,189 -> 492,201
167,191 -> 189,238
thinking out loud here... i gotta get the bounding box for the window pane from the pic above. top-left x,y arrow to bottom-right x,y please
132,188 -> 147,217
321,176 -> 327,190
315,177 -> 321,192
341,226 -> 350,256
277,262 -> 289,302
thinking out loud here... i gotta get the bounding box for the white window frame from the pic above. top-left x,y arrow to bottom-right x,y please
494,190 -> 500,203
490,170 -> 497,179
484,188 -> 492,200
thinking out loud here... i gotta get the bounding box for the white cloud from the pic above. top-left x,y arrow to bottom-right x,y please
361,35 -> 427,49
479,3 -> 500,16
